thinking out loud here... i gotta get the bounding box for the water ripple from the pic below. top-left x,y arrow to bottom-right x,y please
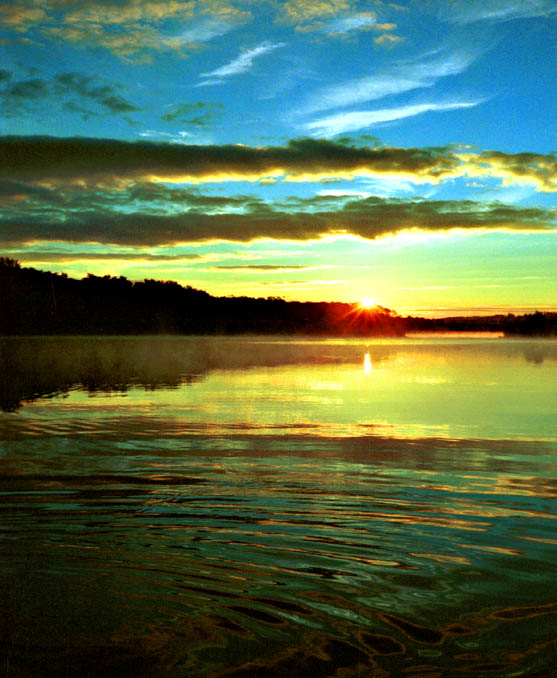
1,337 -> 557,677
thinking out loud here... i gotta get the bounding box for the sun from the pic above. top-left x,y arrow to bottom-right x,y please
359,297 -> 377,309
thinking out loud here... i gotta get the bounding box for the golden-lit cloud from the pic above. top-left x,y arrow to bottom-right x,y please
279,0 -> 351,24
43,24 -> 165,62
2,136 -> 556,191
284,5 -> 402,37
0,0 -> 253,59
1,0 -> 402,56
374,22 -> 397,30
0,136 -> 461,185
1,190 -> 553,248
459,151 -> 557,193
374,33 -> 404,45
0,4 -> 47,30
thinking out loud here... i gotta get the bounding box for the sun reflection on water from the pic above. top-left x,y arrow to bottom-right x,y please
363,352 -> 371,374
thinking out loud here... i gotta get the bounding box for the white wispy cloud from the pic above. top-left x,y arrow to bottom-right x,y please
298,47 -> 482,115
433,0 -> 557,24
304,101 -> 481,137
199,41 -> 285,85
139,130 -> 192,142
326,12 -> 377,34
360,177 -> 417,195
178,18 -> 236,44
317,189 -> 372,198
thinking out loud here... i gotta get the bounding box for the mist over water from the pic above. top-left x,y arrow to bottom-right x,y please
1,336 -> 556,677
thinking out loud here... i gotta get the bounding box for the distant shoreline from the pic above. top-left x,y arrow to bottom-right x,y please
1,258 -> 556,337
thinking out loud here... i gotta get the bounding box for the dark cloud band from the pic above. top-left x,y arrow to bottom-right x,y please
7,251 -> 203,263
0,136 -> 461,183
0,196 -> 552,248
2,136 -> 555,190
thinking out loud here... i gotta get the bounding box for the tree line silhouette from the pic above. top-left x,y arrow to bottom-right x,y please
0,258 -> 405,335
1,257 -> 555,336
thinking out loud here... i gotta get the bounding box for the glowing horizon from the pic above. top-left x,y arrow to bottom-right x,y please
0,1 -> 555,315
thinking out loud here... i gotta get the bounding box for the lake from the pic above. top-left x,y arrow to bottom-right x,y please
1,335 -> 556,677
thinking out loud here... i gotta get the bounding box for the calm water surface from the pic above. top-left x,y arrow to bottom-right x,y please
1,336 -> 556,677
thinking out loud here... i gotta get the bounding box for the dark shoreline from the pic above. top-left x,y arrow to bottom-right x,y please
2,258 -> 556,337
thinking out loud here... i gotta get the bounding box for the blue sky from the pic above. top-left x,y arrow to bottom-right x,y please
1,0 -> 556,315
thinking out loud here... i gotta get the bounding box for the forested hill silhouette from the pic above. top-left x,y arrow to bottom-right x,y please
0,258 -> 404,336
1,258 -> 555,336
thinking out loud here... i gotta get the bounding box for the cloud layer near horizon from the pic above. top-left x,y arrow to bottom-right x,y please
2,135 -> 554,264
1,185 -> 554,248
1,136 -> 556,190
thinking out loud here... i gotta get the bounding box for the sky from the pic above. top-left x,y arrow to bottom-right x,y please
1,0 -> 556,316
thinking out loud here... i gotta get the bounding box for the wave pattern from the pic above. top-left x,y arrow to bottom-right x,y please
1,337 -> 556,677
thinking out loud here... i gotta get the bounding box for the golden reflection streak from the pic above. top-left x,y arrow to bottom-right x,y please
419,503 -> 556,520
408,552 -> 471,565
459,543 -> 524,556
415,481 -> 557,499
363,352 -> 371,374
516,535 -> 557,545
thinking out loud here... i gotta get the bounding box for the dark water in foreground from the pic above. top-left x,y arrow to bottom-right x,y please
1,336 -> 556,677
